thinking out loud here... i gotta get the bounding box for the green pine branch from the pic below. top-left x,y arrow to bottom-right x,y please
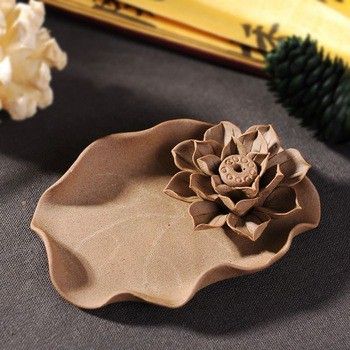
265,35 -> 350,143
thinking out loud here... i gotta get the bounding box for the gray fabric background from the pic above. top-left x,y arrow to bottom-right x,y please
1,8 -> 349,350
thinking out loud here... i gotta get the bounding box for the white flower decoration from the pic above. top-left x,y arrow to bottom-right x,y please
0,0 -> 67,120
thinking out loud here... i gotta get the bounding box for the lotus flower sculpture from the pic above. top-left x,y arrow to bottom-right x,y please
164,122 -> 311,241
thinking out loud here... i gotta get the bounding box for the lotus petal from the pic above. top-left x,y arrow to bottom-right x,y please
192,140 -> 222,167
171,139 -> 198,172
268,149 -> 311,186
189,173 -> 218,201
204,121 -> 241,146
245,124 -> 283,156
220,137 -> 246,160
197,154 -> 221,175
258,165 -> 284,204
164,171 -> 197,202
211,175 -> 233,195
218,194 -> 260,216
239,130 -> 269,154
226,210 -> 271,241
189,200 -> 227,229
259,186 -> 301,217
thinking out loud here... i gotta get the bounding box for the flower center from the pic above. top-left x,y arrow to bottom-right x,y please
218,155 -> 258,187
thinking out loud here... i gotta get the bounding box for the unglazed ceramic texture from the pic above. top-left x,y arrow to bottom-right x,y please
31,119 -> 321,309
164,122 -> 312,241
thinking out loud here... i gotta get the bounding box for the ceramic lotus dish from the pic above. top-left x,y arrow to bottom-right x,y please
31,119 -> 321,309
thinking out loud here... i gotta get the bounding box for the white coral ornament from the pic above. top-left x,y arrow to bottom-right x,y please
0,0 -> 67,120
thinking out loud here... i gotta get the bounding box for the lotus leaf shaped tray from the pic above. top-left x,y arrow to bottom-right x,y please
31,119 -> 320,308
